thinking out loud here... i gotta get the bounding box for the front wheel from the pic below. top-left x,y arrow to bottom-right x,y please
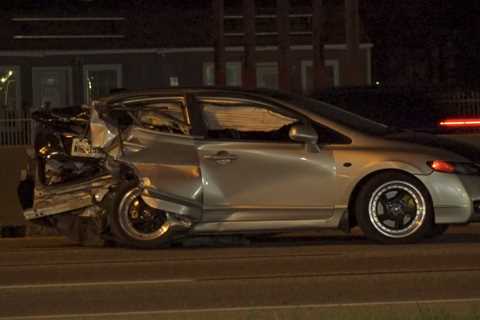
355,172 -> 434,244
110,182 -> 174,249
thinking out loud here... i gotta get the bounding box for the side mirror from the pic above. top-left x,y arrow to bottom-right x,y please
289,124 -> 318,144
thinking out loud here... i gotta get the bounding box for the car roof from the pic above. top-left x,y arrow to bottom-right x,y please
96,87 -> 281,105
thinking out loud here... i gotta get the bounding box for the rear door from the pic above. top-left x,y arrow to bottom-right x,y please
193,94 -> 337,222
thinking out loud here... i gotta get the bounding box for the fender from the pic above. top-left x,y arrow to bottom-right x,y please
336,160 -> 429,208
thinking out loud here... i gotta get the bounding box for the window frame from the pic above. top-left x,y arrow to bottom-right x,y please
32,66 -> 74,109
194,94 -> 310,144
256,62 -> 279,90
301,60 -> 340,93
202,61 -> 242,87
311,122 -> 353,145
192,92 -> 352,146
112,95 -> 194,138
83,64 -> 123,104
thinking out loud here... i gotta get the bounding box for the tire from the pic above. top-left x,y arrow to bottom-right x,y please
355,172 -> 434,244
110,181 -> 174,249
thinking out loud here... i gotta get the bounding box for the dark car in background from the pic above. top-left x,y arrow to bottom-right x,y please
315,86 -> 480,133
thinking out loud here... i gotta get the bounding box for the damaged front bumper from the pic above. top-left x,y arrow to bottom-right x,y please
24,173 -> 113,221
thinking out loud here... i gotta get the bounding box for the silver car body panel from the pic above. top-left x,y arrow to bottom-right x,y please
141,192 -> 202,220
21,89 -> 480,237
90,107 -> 119,150
197,141 -> 336,222
26,172 -> 113,220
120,126 -> 203,221
283,107 -> 480,224
417,172 -> 480,224
192,210 -> 344,233
330,141 -> 479,224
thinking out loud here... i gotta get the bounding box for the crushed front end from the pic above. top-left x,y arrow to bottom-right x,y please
17,101 -> 197,247
17,105 -> 116,245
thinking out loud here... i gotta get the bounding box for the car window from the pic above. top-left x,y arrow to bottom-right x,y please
200,98 -> 299,142
136,101 -> 191,135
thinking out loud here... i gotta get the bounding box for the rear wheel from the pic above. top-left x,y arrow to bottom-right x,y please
355,172 -> 433,244
110,182 -> 174,248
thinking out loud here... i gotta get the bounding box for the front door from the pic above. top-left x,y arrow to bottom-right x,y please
195,95 -> 336,222
32,67 -> 72,109
118,97 -> 203,220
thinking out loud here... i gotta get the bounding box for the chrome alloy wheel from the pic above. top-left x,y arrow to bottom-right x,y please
118,187 -> 171,241
368,181 -> 427,239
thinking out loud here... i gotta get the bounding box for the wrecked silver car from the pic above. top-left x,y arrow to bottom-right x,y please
17,89 -> 480,247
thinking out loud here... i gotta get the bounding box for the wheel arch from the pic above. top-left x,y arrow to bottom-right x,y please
346,169 -> 432,229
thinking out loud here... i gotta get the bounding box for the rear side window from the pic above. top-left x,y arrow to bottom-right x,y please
137,102 -> 191,135
112,99 -> 191,136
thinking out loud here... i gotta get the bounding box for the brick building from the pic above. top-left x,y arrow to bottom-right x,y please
0,0 -> 372,110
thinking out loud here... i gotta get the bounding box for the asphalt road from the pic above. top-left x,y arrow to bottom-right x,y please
1,226 -> 480,320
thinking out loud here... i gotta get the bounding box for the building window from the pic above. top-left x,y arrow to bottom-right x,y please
0,66 -> 20,109
12,17 -> 125,40
223,14 -> 313,37
301,60 -> 340,94
257,62 -> 279,90
169,77 -> 179,87
83,64 -> 122,103
32,67 -> 73,109
203,62 -> 242,87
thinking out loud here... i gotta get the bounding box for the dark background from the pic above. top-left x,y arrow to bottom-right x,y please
3,0 -> 480,130
3,0 -> 478,87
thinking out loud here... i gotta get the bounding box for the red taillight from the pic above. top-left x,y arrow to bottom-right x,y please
428,160 -> 456,173
439,118 -> 480,127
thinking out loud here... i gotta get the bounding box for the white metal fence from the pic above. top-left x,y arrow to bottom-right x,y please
438,90 -> 480,116
0,111 -> 33,146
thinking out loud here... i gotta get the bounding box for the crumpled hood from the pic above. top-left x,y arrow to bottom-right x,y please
387,131 -> 480,163
32,105 -> 89,134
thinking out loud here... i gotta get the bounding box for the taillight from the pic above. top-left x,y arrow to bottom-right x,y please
439,118 -> 480,127
428,160 -> 456,173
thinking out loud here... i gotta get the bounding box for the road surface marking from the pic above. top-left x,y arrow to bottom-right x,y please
2,267 -> 480,290
0,279 -> 194,290
2,297 -> 480,319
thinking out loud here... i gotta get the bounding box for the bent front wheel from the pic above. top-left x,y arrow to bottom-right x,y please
110,182 -> 174,249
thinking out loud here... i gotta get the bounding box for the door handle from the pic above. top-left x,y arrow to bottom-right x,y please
204,151 -> 238,164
